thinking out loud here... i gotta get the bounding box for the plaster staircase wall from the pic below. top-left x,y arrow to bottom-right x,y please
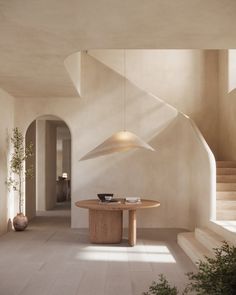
177,228 -> 226,265
217,161 -> 236,220
65,50 -> 236,262
86,49 -> 216,228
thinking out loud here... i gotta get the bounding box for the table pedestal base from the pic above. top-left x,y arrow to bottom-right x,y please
89,209 -> 123,244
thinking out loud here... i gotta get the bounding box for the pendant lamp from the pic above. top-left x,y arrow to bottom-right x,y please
80,50 -> 155,161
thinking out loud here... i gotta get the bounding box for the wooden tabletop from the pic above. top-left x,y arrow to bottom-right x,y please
75,198 -> 160,211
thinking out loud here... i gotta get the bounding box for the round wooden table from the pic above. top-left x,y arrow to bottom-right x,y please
75,199 -> 160,246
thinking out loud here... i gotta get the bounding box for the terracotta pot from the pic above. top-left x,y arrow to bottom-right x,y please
13,213 -> 28,231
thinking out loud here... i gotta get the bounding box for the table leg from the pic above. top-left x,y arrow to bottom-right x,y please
128,210 -> 137,246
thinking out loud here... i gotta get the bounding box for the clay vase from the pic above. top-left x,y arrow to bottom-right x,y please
13,213 -> 28,231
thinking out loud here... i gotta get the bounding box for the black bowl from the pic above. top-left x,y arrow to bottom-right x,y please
97,193 -> 114,202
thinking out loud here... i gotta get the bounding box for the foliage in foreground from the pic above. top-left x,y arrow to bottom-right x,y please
143,241 -> 236,295
143,274 -> 178,295
7,127 -> 34,213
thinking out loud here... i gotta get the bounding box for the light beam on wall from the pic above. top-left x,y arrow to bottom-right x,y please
79,50 -> 155,161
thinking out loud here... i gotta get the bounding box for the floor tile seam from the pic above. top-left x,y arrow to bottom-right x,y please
16,268 -> 41,295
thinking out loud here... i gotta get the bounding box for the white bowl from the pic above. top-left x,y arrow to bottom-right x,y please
126,197 -> 140,203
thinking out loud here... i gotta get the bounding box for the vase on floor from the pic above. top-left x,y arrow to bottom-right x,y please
13,213 -> 28,231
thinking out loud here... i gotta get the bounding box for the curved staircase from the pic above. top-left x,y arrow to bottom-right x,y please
217,161 -> 236,220
178,161 -> 236,265
78,50 -> 235,264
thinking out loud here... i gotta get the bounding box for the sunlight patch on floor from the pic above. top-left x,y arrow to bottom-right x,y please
75,244 -> 176,263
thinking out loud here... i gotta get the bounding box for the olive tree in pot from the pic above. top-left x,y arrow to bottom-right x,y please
7,127 -> 33,231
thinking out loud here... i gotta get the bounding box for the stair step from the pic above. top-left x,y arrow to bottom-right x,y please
217,161 -> 236,168
217,168 -> 236,175
217,175 -> 236,183
195,228 -> 223,252
217,200 -> 236,210
210,221 -> 236,246
177,232 -> 212,265
217,183 -> 236,191
217,210 -> 236,220
217,191 -> 236,200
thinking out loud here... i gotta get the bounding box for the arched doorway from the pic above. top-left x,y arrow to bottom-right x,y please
25,115 -> 72,220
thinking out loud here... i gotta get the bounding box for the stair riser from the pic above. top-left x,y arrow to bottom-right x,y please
217,183 -> 236,191
217,168 -> 236,175
195,228 -> 223,252
177,236 -> 207,265
217,211 -> 236,220
217,200 -> 236,210
217,192 -> 236,200
217,175 -> 236,183
217,161 -> 236,168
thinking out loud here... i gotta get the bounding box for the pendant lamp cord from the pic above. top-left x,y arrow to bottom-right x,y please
123,49 -> 126,131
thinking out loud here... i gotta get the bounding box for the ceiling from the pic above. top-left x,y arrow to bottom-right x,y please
0,0 -> 236,98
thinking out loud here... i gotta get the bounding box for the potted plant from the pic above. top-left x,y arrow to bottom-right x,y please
7,127 -> 33,231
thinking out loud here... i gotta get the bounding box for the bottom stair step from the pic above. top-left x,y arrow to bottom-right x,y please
177,232 -> 212,265
195,228 -> 224,252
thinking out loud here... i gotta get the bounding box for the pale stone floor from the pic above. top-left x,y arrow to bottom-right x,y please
0,215 -> 196,295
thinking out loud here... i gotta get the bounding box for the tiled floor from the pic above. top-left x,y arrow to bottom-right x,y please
0,215 -> 196,295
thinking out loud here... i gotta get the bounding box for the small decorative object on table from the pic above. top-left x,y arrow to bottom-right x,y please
97,193 -> 114,202
125,197 -> 141,203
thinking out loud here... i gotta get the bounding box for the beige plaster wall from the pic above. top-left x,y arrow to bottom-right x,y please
62,139 -> 71,179
57,146 -> 63,178
218,50 -> 236,160
89,50 -> 219,155
45,121 -> 57,210
0,88 -> 14,235
36,120 -> 46,211
25,121 -> 36,220
14,53 -> 213,229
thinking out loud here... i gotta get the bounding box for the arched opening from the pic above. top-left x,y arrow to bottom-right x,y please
25,115 -> 72,221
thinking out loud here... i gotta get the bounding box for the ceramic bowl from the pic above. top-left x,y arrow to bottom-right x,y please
97,193 -> 114,202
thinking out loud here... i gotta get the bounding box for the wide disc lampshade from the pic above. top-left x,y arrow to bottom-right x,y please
79,131 -> 154,161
